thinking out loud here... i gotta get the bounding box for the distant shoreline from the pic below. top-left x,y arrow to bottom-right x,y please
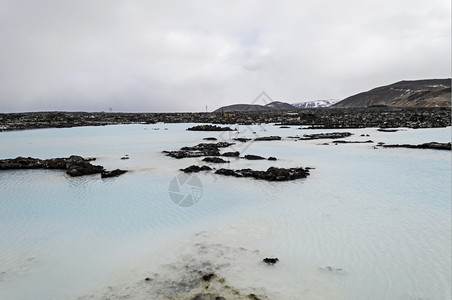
0,107 -> 450,131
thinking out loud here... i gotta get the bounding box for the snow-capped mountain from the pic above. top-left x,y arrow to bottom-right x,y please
291,100 -> 339,109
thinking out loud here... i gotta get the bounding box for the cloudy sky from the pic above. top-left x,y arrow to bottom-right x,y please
0,0 -> 450,112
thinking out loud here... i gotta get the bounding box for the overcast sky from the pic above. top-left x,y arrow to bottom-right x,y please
0,0 -> 450,112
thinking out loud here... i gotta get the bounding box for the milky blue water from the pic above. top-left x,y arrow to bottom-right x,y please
0,124 -> 450,299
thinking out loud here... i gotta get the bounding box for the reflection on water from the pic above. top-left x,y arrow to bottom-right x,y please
0,124 -> 450,299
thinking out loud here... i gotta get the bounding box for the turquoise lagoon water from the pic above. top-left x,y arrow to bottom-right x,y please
0,124 -> 450,299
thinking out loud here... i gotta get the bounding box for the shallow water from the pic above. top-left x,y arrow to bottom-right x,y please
0,124 -> 450,299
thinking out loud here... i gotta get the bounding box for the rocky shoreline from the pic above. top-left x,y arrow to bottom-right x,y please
1,107 -> 450,131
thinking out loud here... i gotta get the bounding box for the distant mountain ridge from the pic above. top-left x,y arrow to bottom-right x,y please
333,79 -> 451,108
213,79 -> 451,112
213,101 -> 296,112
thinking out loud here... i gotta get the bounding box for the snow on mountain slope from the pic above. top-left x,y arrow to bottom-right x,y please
291,100 -> 339,108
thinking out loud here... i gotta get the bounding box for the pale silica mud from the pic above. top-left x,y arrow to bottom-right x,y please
0,124 -> 450,299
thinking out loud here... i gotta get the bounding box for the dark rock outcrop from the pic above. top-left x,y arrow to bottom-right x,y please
244,155 -> 266,160
203,137 -> 217,141
201,273 -> 215,282
65,156 -> 104,176
164,142 -> 234,159
233,138 -> 252,142
221,151 -> 240,157
0,155 -> 104,177
300,132 -> 353,140
101,169 -> 128,178
263,258 -> 279,265
180,165 -> 212,173
202,157 -> 229,163
215,166 -> 310,181
187,125 -> 234,131
254,136 -> 281,141
377,128 -> 398,132
268,157 -> 277,161
382,142 -> 451,150
333,140 -> 374,144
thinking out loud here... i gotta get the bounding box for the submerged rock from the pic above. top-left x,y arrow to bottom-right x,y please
101,169 -> 128,178
201,273 -> 216,281
191,294 -> 226,300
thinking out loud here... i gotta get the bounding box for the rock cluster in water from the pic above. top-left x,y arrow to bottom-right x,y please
0,156 -> 127,177
163,142 -> 235,159
180,165 -> 212,173
165,136 -> 308,181
215,166 -> 309,181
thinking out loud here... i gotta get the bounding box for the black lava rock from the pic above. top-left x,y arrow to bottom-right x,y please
244,154 -> 266,160
222,151 -> 240,157
202,273 -> 215,281
180,165 -> 212,173
299,132 -> 353,140
101,169 -> 128,178
202,157 -> 229,163
263,258 -> 279,264
254,136 -> 281,141
187,125 -> 234,131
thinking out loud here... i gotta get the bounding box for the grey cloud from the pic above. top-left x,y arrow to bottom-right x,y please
0,0 -> 450,112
